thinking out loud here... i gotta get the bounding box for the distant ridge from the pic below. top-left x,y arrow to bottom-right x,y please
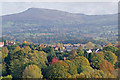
2,8 -> 118,44
2,8 -> 117,26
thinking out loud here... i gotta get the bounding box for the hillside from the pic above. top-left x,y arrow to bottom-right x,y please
2,8 -> 118,44
2,8 -> 117,25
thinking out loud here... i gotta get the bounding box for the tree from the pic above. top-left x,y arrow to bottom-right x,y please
1,75 -> 12,80
22,65 -> 43,78
55,60 -> 77,75
71,69 -> 104,78
47,51 -> 56,62
2,62 -> 7,76
99,60 -> 114,73
77,46 -> 84,56
71,56 -> 90,73
43,63 -> 71,78
7,44 -> 18,51
88,53 -> 94,61
71,69 -> 115,78
90,53 -> 104,69
106,42 -> 113,46
47,52 -> 56,62
68,49 -> 78,59
9,59 -> 26,78
43,46 -> 53,53
2,47 -> 9,60
94,44 -> 101,49
80,65 -> 94,76
103,46 -> 118,56
13,46 -> 21,53
43,46 -> 56,62
29,44 -> 35,50
60,43 -> 63,49
11,48 -> 25,59
86,42 -> 95,49
64,60 -> 77,75
51,57 -> 59,65
9,50 -> 48,78
30,51 -> 48,68
104,51 -> 117,65
24,46 -> 31,53
80,66 -> 95,78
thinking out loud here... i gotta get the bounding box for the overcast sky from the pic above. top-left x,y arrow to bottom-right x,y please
0,2 -> 119,16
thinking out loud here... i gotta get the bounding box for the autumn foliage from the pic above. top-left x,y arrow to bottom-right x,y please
51,57 -> 59,65
99,60 -> 114,73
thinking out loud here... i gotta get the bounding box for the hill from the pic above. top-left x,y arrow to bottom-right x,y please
2,8 -> 118,44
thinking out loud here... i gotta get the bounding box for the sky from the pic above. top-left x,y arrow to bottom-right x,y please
1,2 -> 118,16
0,0 -> 119,2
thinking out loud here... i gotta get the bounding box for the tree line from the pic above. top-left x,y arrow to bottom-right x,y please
1,41 -> 120,79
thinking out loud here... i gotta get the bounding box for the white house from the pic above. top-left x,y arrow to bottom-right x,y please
86,49 -> 92,54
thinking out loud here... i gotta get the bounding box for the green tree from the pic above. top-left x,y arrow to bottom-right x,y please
68,49 -> 78,59
94,44 -> 101,49
2,62 -> 7,76
24,46 -> 31,53
57,60 -> 78,75
71,56 -> 90,73
47,52 -> 56,62
22,65 -> 43,78
77,46 -> 84,56
1,75 -> 12,80
43,46 -> 53,53
2,47 -> 9,61
60,43 -> 63,49
30,51 -> 48,68
104,51 -> 117,65
90,53 -> 104,69
9,59 -> 26,78
71,69 -> 115,78
86,42 -> 95,49
80,65 -> 94,75
103,46 -> 118,56
29,44 -> 35,50
11,48 -> 25,59
43,63 -> 71,78
13,46 -> 21,53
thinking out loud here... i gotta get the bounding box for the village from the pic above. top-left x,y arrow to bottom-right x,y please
0,40 -> 108,54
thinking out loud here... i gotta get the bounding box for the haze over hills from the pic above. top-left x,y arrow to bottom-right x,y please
2,8 -> 117,25
1,8 -> 118,44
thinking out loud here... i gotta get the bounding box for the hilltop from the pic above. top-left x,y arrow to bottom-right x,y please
2,8 -> 118,43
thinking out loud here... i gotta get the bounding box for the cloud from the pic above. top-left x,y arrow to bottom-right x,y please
1,2 -> 118,15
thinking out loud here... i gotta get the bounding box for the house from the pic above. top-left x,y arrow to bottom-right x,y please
95,49 -> 102,53
62,46 -> 66,50
6,41 -> 16,46
86,49 -> 92,54
51,44 -> 56,47
54,45 -> 59,51
0,42 -> 4,47
73,47 -> 78,50
64,57 -> 66,60
73,44 -> 80,47
63,44 -> 72,47
60,49 -> 64,52
66,47 -> 73,52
